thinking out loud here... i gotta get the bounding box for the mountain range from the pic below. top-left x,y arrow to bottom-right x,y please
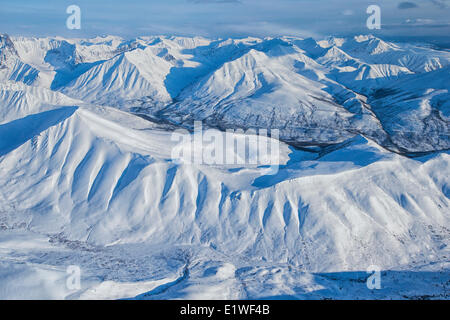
0,33 -> 448,299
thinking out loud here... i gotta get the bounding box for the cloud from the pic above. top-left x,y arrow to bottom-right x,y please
430,0 -> 449,9
187,0 -> 242,3
404,18 -> 436,25
221,21 -> 319,38
342,9 -> 354,16
398,2 -> 418,9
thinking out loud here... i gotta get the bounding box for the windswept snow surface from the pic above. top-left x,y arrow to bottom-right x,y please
0,34 -> 449,300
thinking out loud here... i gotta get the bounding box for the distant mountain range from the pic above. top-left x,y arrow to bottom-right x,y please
1,34 -> 449,153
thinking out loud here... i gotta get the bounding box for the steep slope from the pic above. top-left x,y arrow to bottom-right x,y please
366,66 -> 450,152
60,47 -> 174,108
0,81 -> 83,124
0,35 -> 41,86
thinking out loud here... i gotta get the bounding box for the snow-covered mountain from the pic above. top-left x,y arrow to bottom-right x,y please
0,34 -> 448,300
1,34 -> 448,152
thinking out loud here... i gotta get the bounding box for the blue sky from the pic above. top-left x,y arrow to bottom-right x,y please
0,0 -> 449,42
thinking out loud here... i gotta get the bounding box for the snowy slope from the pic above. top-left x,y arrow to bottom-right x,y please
0,81 -> 83,124
60,48 -> 173,107
0,105 -> 448,299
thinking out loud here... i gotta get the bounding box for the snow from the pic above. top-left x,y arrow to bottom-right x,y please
0,34 -> 448,300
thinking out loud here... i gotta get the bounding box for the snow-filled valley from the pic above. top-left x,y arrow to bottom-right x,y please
0,33 -> 449,299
